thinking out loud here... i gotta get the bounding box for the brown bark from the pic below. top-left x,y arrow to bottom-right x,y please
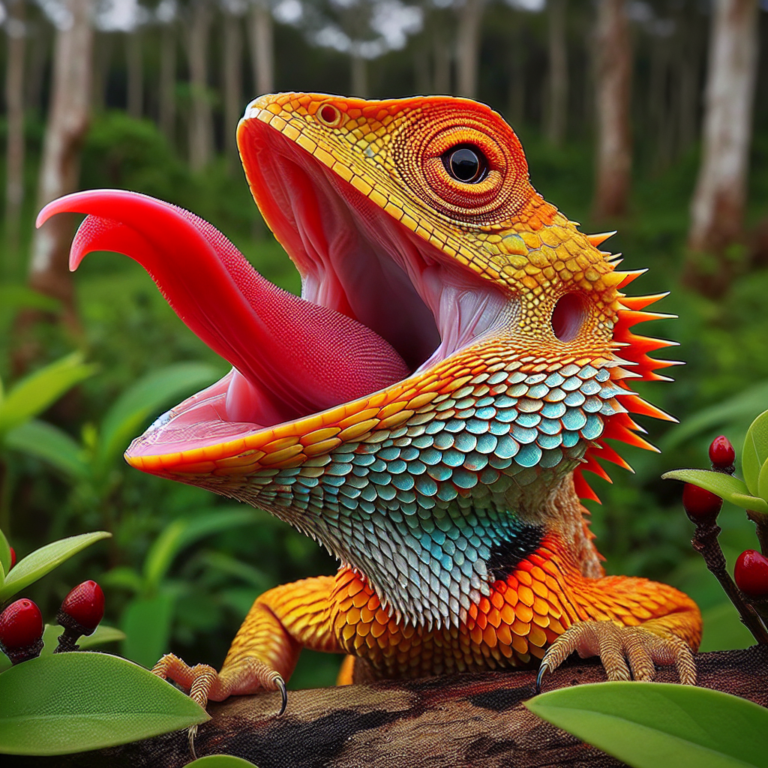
159,22 -> 176,143
455,0 -> 485,99
592,0 -> 632,222
249,0 -> 274,96
546,0 -> 568,146
685,0 -> 759,297
29,0 -> 94,331
4,0 -> 26,272
185,0 -> 214,172
13,646 -> 768,768
126,30 -> 143,119
223,10 -> 244,166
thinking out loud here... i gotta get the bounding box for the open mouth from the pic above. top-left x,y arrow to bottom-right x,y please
37,110 -> 509,462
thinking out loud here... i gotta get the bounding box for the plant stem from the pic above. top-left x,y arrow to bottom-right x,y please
746,510 -> 768,556
692,521 -> 768,645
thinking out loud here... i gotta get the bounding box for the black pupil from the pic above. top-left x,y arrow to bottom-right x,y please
446,147 -> 484,183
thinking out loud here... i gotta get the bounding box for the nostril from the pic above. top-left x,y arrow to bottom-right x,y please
552,293 -> 587,342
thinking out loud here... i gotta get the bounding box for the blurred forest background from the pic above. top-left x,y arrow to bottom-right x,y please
0,0 -> 767,688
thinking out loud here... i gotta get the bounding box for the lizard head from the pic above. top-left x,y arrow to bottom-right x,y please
39,94 -> 675,621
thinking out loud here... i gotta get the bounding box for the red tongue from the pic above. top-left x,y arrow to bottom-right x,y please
37,190 -> 410,425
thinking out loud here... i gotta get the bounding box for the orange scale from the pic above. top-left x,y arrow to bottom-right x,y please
516,560 -> 533,573
494,581 -> 508,595
504,587 -> 519,606
528,644 -> 546,660
548,618 -> 566,635
506,575 -> 519,590
533,596 -> 549,616
500,604 -> 516,625
346,579 -> 365,597
387,618 -> 401,635
360,606 -> 375,623
487,607 -> 502,628
367,595 -> 380,611
511,634 -> 528,656
352,591 -> 369,609
515,603 -> 533,623
532,611 -> 551,628
483,625 -> 499,648
346,607 -> 361,624
491,591 -> 505,610
370,622 -> 386,639
529,625 -> 548,648
529,553 -> 547,568
516,570 -> 533,587
375,609 -> 390,625
468,603 -> 479,620
401,623 -> 416,640
512,619 -> 531,636
518,585 -> 535,607
357,622 -> 371,638
470,626 -> 484,645
531,580 -> 548,599
499,642 -> 514,659
479,596 -> 491,613
496,624 -> 512,646
622,615 -> 641,626
342,624 -> 356,642
476,612 -> 488,631
544,575 -> 560,592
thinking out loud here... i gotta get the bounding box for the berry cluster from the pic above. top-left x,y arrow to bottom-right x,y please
0,550 -> 104,666
681,435 -> 768,640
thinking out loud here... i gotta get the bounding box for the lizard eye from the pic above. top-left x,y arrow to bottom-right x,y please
442,146 -> 487,184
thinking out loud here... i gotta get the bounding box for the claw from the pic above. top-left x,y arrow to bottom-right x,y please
276,675 -> 287,716
187,725 -> 198,760
535,661 -> 549,694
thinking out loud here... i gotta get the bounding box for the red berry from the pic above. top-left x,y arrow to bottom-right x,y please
8,547 -> 15,570
709,435 -> 735,471
735,550 -> 768,597
0,599 -> 44,650
60,581 -> 104,632
682,483 -> 723,523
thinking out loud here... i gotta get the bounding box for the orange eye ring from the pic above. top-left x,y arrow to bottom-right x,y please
317,103 -> 342,128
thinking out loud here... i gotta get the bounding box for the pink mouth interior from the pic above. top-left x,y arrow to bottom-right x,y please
37,120 -> 507,459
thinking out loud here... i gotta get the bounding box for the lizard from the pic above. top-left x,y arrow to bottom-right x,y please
39,92 -> 702,712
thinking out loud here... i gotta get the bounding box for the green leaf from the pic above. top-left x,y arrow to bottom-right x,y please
122,592 -> 175,669
525,682 -> 768,768
758,460 -> 768,505
0,353 -> 98,437
0,652 -> 208,755
5,419 -> 89,480
743,411 -> 768,497
143,510 -> 259,594
0,532 -> 111,602
96,363 -> 221,477
187,757 -> 260,767
661,469 -> 768,512
0,285 -> 60,314
0,528 -> 10,579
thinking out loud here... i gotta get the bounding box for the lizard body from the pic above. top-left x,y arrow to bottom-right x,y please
40,93 -> 701,704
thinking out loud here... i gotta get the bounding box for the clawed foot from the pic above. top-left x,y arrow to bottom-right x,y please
536,621 -> 696,693
152,653 -> 288,752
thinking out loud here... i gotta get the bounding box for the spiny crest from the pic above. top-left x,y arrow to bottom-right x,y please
574,236 -> 680,503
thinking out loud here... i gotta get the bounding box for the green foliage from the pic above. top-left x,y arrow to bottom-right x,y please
663,409 -> 768,516
0,653 -> 208,756
526,682 -> 768,768
0,353 -> 97,438
0,531 -> 110,603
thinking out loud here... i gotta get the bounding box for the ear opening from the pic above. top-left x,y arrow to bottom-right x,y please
551,293 -> 587,342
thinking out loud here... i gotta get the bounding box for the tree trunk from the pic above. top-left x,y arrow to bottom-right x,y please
592,0 -> 632,222
29,0 -> 94,330
507,21 -> 526,128
185,0 -> 213,172
223,10 -> 243,167
126,30 -> 143,119
12,646 -> 768,768
414,46 -> 430,95
4,0 -> 26,273
546,0 -> 567,146
685,0 -> 759,296
433,29 -> 451,94
91,32 -> 112,113
25,17 -> 49,114
350,46 -> 367,98
249,0 -> 274,96
455,0 -> 485,99
159,22 -> 176,144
